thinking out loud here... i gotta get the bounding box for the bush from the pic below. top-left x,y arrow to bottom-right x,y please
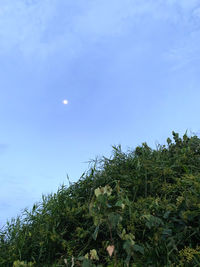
1,131 -> 200,266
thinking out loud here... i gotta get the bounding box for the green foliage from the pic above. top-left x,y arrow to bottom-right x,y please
1,131 -> 200,266
13,260 -> 35,267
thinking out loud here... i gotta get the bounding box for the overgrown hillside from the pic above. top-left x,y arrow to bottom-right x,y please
1,132 -> 200,266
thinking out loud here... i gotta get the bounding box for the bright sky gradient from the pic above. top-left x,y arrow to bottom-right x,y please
1,0 -> 200,228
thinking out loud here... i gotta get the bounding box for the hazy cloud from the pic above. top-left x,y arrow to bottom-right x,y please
0,0 -> 199,62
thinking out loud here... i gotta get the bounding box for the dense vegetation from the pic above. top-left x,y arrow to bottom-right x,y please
1,131 -> 200,266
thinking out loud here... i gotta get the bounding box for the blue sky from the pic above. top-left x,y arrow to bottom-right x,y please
1,0 -> 200,228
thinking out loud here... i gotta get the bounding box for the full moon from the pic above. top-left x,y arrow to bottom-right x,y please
62,99 -> 68,105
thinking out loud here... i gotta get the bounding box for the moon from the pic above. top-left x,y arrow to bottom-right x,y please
62,99 -> 68,105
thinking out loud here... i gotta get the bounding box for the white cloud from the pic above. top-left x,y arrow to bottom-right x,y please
167,27 -> 200,63
0,0 -> 199,64
171,0 -> 200,10
0,0 -> 56,56
165,1 -> 200,70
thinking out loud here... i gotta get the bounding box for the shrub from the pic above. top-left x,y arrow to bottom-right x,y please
0,131 -> 200,266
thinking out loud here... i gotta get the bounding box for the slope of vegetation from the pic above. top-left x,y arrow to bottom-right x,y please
1,131 -> 200,266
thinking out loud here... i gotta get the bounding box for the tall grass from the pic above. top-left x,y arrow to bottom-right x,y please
1,131 -> 200,266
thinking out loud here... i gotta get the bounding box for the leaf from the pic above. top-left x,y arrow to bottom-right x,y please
133,244 -> 144,255
162,228 -> 172,236
104,185 -> 112,196
82,259 -> 92,267
115,200 -> 125,209
95,188 -> 101,197
107,245 -> 115,257
92,225 -> 99,240
108,213 -> 122,228
163,211 -> 171,219
123,240 -> 132,254
143,214 -> 163,229
90,249 -> 99,260
97,194 -> 107,205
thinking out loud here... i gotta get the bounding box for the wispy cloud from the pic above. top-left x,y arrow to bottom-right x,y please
167,30 -> 200,70
0,0 -> 57,57
0,0 -> 199,62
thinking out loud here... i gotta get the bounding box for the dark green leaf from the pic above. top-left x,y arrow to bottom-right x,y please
92,225 -> 99,240
133,244 -> 144,255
